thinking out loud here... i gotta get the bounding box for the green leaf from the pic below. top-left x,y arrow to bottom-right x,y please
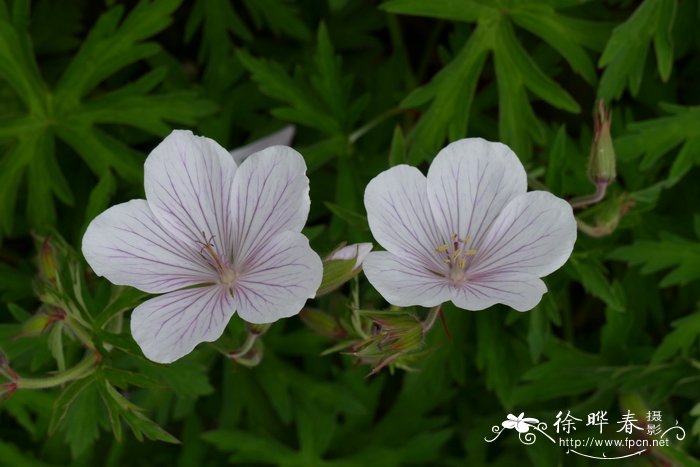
49,374 -> 96,435
237,50 -> 341,135
318,257 -> 356,296
61,378 -> 101,458
402,24 -> 489,162
511,5 -> 605,84
55,0 -> 181,101
616,104 -> 700,186
598,0 -> 677,100
566,254 -> 626,311
380,0 -> 489,22
324,202 -> 369,231
396,4 -> 587,162
652,309 -> 700,362
202,430 -> 297,464
610,233 -> 700,286
388,124 -> 406,166
47,323 -> 66,372
242,0 -> 311,41
0,0 -> 214,237
122,409 -> 180,444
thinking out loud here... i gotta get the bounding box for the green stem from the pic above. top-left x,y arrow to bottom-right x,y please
65,315 -> 95,350
16,354 -> 98,390
349,108 -> 403,144
228,333 -> 258,359
569,181 -> 608,209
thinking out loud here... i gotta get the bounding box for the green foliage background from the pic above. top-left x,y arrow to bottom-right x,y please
0,0 -> 699,465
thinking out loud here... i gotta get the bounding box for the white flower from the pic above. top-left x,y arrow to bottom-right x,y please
363,138 -> 576,312
502,413 -> 539,433
82,130 -> 322,363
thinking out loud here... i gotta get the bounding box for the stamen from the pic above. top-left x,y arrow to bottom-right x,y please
435,244 -> 450,253
434,233 -> 478,282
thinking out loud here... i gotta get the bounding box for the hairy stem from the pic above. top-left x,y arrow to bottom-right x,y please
16,353 -> 98,390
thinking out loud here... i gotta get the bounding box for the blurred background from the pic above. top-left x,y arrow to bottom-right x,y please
0,0 -> 699,465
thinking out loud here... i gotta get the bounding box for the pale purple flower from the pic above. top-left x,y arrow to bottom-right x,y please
82,130 -> 322,363
325,243 -> 373,272
502,413 -> 539,433
363,138 -> 576,312
230,125 -> 295,165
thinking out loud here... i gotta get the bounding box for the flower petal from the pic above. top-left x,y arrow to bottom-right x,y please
326,242 -> 373,270
451,272 -> 547,312
82,199 -> 216,293
515,422 -> 531,433
468,191 -> 577,278
234,231 -> 322,324
364,165 -> 446,272
363,251 -> 452,307
230,146 -> 310,266
502,420 -> 517,429
230,125 -> 295,165
426,138 -> 527,246
144,130 -> 237,258
130,285 -> 234,363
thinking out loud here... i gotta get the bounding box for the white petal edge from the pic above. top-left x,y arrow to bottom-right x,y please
468,191 -> 577,278
450,272 -> 547,312
234,231 -> 322,324
144,129 -> 237,258
326,242 -> 373,270
426,138 -> 527,251
82,199 -> 216,294
130,285 -> 234,363
230,125 -> 296,166
363,251 -> 452,307
364,165 -> 447,273
230,145 -> 311,265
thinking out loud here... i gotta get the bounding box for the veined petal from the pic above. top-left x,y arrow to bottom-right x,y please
144,130 -> 237,259
234,231 -> 322,324
130,285 -> 234,363
363,251 -> 452,307
468,191 -> 577,278
426,138 -> 527,248
82,200 -> 216,293
231,146 -> 310,267
230,126 -> 295,165
451,272 -> 547,312
364,165 -> 446,272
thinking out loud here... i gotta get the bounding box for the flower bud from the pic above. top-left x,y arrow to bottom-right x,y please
352,311 -> 426,375
300,308 -> 344,337
38,237 -> 58,283
18,313 -> 53,338
317,243 -> 373,296
588,100 -> 616,185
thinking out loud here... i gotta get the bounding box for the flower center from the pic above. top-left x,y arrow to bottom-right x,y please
219,268 -> 238,287
435,234 -> 476,284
